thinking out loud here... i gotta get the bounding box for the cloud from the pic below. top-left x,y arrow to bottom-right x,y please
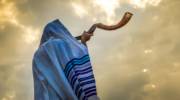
129,0 -> 162,8
0,0 -> 40,99
70,0 -> 121,24
71,2 -> 88,18
70,0 -> 162,24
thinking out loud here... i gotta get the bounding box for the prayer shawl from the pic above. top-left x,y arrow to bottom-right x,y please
32,19 -> 99,100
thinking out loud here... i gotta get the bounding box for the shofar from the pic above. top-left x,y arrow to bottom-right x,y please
76,12 -> 133,44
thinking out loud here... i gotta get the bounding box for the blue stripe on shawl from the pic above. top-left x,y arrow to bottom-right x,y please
71,74 -> 94,88
64,55 -> 89,73
80,80 -> 95,86
85,88 -> 97,95
64,54 -> 97,100
64,55 -> 90,77
65,59 -> 89,77
78,75 -> 94,82
75,68 -> 92,75
75,66 -> 92,72
86,92 -> 97,98
65,59 -> 90,77
84,86 -> 96,92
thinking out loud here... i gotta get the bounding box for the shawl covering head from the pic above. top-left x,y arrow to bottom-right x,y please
32,19 -> 99,100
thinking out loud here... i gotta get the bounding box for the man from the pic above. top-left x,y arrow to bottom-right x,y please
32,19 -> 99,100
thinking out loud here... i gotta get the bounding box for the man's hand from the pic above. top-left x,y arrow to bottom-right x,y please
80,31 -> 93,44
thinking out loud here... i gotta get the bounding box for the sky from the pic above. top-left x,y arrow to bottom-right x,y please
0,0 -> 180,100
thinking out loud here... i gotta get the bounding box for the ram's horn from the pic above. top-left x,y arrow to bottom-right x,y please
76,12 -> 133,41
87,12 -> 133,33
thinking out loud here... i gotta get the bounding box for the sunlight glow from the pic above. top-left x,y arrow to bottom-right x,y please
71,0 -> 120,24
144,84 -> 157,91
151,84 -> 156,88
0,0 -> 39,44
92,0 -> 119,17
23,27 -> 40,44
173,62 -> 180,67
71,2 -> 88,18
92,0 -> 120,24
2,98 -> 7,100
1,91 -> 16,100
0,2 -> 16,22
129,0 -> 162,8
142,68 -> 148,72
144,49 -> 153,54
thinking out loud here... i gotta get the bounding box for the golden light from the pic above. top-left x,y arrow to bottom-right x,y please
0,25 -> 5,30
1,91 -> 16,100
8,91 -> 16,99
71,2 -> 88,18
23,27 -> 40,44
71,0 -> 120,24
92,0 -> 120,24
173,62 -> 180,67
92,0 -> 119,16
142,68 -> 148,72
0,1 -> 16,22
2,98 -> 7,100
151,84 -> 156,88
129,0 -> 162,8
1,0 -> 6,4
144,84 -> 157,92
0,0 -> 40,44
144,49 -> 153,54
10,17 -> 19,26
